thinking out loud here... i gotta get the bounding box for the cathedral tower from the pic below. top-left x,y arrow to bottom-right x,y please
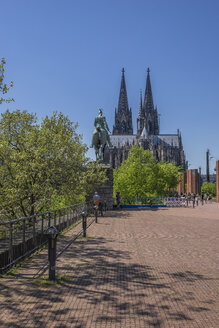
137,68 -> 159,136
137,90 -> 144,135
113,68 -> 133,135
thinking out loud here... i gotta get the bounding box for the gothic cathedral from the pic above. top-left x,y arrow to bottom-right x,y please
104,68 -> 186,170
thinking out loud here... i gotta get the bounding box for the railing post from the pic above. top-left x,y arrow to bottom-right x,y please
67,207 -> 69,226
82,212 -> 87,237
70,206 -> 72,220
9,222 -> 13,262
41,214 -> 44,234
59,209 -> 61,226
54,211 -> 56,227
22,219 -> 26,254
73,207 -> 75,223
33,216 -> 36,247
48,212 -> 51,227
22,219 -> 26,244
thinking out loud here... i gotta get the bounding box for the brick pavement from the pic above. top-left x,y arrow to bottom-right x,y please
0,203 -> 218,328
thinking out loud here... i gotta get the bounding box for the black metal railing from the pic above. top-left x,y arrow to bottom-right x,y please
0,201 -> 93,272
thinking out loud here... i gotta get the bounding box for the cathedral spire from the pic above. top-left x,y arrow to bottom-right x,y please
137,89 -> 145,136
112,68 -> 133,135
138,89 -> 143,117
118,68 -> 129,114
143,67 -> 154,113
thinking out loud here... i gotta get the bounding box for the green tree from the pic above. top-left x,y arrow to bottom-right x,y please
0,110 -> 106,219
201,182 -> 216,197
113,145 -> 181,202
0,57 -> 14,104
156,162 -> 181,195
114,146 -> 156,200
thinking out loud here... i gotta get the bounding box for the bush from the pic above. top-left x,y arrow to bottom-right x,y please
201,182 -> 216,197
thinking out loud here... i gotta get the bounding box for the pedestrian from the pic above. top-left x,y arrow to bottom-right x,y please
185,192 -> 189,207
93,191 -> 100,206
93,191 -> 102,218
201,193 -> 204,205
192,193 -> 195,208
188,192 -> 191,205
195,195 -> 199,206
116,192 -> 121,209
204,193 -> 208,204
208,194 -> 212,204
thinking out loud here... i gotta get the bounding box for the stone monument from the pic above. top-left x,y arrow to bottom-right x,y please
91,108 -> 112,163
90,109 -> 114,209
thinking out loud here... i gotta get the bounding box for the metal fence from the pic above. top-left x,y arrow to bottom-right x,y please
0,202 -> 93,272
121,196 -> 165,205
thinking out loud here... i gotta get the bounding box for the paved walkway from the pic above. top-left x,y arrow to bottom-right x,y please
0,204 -> 218,327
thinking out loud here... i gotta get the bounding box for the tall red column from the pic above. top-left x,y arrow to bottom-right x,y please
216,160 -> 219,202
187,170 -> 192,194
177,173 -> 186,194
187,169 -> 198,194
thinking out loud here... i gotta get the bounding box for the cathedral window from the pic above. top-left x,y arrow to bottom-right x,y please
121,121 -> 126,133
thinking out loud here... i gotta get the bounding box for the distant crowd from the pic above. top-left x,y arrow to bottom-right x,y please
176,192 -> 213,207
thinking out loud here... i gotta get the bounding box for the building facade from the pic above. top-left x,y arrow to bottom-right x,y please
104,68 -> 186,170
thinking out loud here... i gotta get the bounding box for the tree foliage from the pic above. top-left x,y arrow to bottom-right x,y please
113,145 -> 181,201
0,110 -> 106,219
201,182 -> 216,197
0,58 -> 14,104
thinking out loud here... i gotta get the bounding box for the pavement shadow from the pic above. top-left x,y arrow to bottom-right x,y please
0,235 -> 215,328
103,210 -> 132,218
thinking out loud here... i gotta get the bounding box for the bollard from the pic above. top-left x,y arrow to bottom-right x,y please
45,226 -> 60,281
94,205 -> 98,223
82,211 -> 87,237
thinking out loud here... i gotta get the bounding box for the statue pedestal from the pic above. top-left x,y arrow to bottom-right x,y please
86,164 -> 113,210
96,165 -> 113,210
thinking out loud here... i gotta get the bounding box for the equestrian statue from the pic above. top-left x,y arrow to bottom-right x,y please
91,109 -> 112,162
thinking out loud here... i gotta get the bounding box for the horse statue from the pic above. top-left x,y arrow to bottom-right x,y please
91,109 -> 112,162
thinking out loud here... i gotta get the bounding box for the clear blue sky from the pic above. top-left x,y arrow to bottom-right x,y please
1,0 -> 219,174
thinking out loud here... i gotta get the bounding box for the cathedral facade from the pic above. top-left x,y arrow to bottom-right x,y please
104,68 -> 186,170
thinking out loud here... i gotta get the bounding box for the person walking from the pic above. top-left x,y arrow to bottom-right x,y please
195,195 -> 199,206
192,193 -> 195,208
188,192 -> 191,205
116,192 -> 121,209
93,191 -> 100,205
201,193 -> 204,205
93,191 -> 103,218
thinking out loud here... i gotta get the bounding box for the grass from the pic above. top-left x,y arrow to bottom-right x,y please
33,274 -> 69,286
76,236 -> 93,242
